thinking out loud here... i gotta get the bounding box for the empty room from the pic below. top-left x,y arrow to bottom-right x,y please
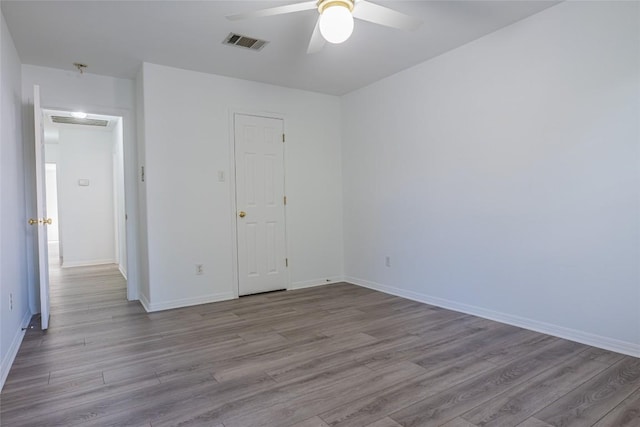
1,1 -> 638,426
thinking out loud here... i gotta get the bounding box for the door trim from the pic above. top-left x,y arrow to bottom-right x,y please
228,109 -> 290,298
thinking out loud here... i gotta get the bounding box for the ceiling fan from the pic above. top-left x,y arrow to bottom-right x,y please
226,0 -> 423,54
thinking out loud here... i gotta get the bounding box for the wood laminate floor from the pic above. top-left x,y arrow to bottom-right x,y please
1,261 -> 639,427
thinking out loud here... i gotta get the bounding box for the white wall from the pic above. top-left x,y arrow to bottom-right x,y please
138,62 -> 343,310
56,127 -> 116,267
0,11 -> 31,390
21,65 -> 139,303
342,1 -> 640,355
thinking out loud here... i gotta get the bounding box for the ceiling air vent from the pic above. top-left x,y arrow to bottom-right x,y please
51,116 -> 109,127
223,33 -> 268,51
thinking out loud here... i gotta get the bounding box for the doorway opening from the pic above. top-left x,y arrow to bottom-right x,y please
41,109 -> 128,306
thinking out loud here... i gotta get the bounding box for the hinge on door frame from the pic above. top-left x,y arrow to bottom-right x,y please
284,196 -> 287,205
282,133 -> 285,143
285,258 -> 288,267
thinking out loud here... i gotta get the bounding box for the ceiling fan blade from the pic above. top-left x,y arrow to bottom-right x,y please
226,1 -> 317,21
352,0 -> 422,31
307,17 -> 325,54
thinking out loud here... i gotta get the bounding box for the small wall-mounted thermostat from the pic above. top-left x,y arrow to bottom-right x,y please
78,179 -> 90,186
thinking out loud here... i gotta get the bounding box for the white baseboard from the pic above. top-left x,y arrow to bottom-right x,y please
62,259 -> 116,268
1,310 -> 32,391
345,276 -> 640,358
140,279 -> 346,312
143,292 -> 235,312
139,292 -> 151,312
289,276 -> 345,290
118,265 -> 128,280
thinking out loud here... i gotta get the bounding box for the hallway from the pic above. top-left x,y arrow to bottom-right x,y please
47,242 -> 130,320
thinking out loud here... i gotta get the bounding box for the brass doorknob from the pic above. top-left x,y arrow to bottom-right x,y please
28,218 -> 52,225
238,211 -> 246,218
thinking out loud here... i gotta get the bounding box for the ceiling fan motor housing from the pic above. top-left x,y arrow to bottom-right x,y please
317,0 -> 355,14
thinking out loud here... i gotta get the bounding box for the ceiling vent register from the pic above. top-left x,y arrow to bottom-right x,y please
223,33 -> 268,51
51,116 -> 109,127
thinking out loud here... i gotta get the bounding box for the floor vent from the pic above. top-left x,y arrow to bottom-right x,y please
223,33 -> 268,51
51,116 -> 109,127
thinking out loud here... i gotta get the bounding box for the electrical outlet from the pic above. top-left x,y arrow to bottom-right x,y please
195,264 -> 204,275
385,256 -> 391,268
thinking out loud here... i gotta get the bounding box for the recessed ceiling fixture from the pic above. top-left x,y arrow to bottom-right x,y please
70,111 -> 87,119
226,0 -> 422,54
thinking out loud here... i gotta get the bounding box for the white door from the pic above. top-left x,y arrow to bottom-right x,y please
234,114 -> 287,296
31,85 -> 51,329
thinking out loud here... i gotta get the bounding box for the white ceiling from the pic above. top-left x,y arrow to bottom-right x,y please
2,1 -> 558,95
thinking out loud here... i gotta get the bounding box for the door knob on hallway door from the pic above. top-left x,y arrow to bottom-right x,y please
28,218 -> 52,225
238,211 -> 246,218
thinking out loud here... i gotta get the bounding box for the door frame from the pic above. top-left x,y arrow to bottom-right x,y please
44,162 -> 61,260
228,109 -> 290,299
32,101 -> 139,302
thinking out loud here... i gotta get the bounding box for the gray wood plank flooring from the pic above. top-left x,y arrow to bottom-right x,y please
1,263 -> 639,426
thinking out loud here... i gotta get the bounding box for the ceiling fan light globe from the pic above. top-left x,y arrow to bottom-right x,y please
319,4 -> 354,44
